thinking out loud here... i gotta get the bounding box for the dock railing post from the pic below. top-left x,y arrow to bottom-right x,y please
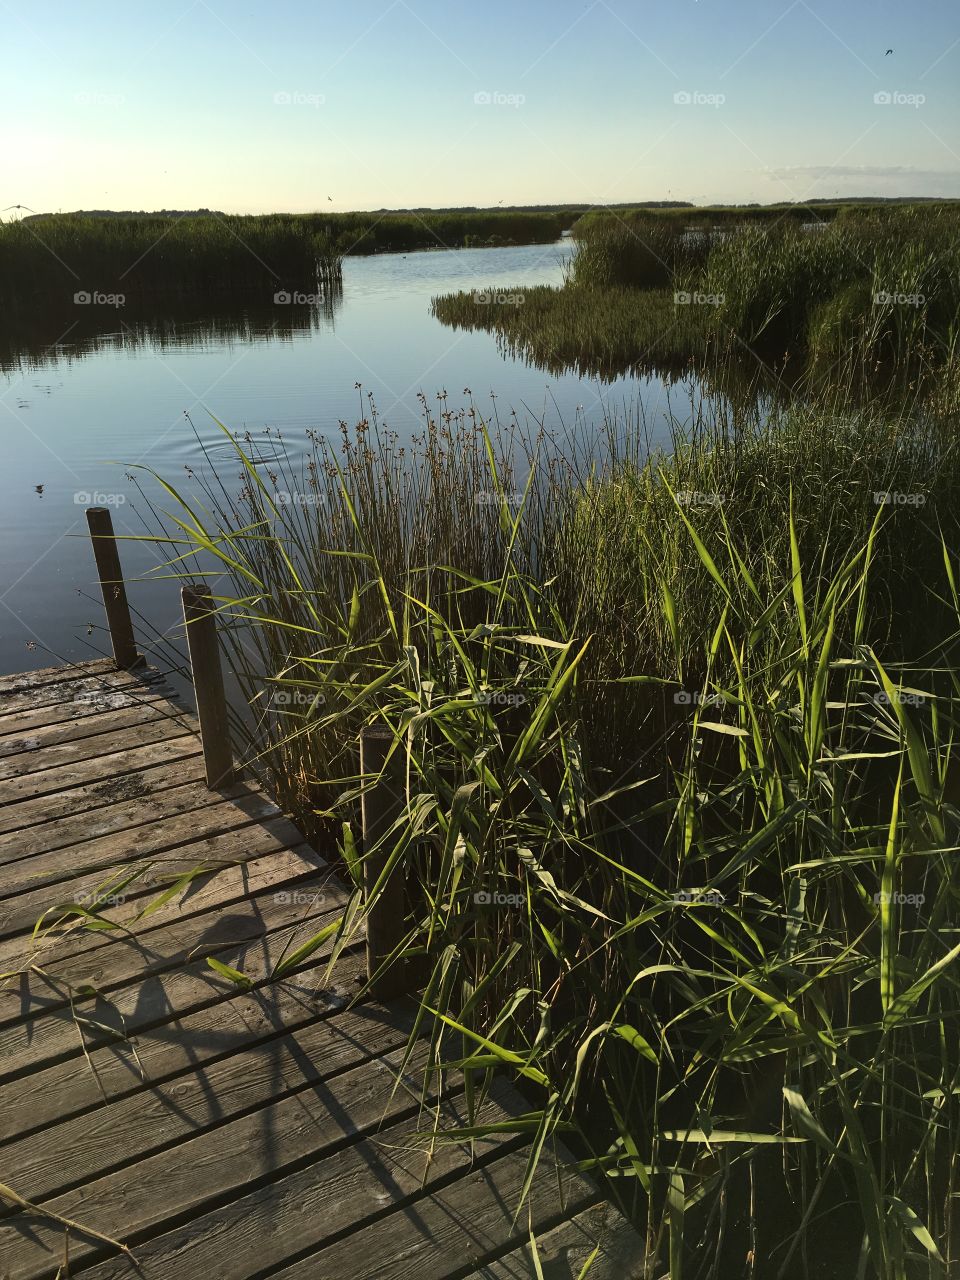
360,726 -> 408,998
181,585 -> 235,791
86,507 -> 141,671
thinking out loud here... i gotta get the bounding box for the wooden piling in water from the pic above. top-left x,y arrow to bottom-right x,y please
360,726 -> 408,997
85,506 -> 141,671
181,585 -> 235,791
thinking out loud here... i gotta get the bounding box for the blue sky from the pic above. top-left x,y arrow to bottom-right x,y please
2,0 -> 958,212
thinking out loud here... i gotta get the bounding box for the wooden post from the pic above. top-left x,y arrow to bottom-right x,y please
86,507 -> 140,670
360,726 -> 408,997
181,585 -> 235,790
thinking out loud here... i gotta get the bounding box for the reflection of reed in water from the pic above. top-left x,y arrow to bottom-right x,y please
0,284 -> 343,373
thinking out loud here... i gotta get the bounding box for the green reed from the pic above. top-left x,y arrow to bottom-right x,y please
433,205 -> 960,398
116,379 -> 960,1277
0,213 -> 343,306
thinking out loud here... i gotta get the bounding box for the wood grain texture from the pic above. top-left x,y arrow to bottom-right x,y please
0,729 -> 201,802
470,1203 -> 647,1278
0,661 -> 642,1278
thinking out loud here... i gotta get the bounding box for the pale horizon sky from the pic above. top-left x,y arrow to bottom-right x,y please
2,0 -> 958,215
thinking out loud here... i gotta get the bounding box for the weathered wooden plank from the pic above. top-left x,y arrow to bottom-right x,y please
0,812 -> 306,943
0,659 -> 115,695
0,897 -> 361,1083
0,863 -> 345,1035
0,1001 -> 418,1227
0,726 -> 200,799
0,716 -> 193,783
0,768 -> 273,870
0,842 -> 328,979
470,1204 -> 646,1278
0,660 -> 635,1280
0,1039 -> 441,1278
0,692 -> 188,762
273,1136 -> 600,1280
0,954 -> 364,1144
0,788 -> 282,904
0,690 -> 170,750
45,1083 -> 523,1280
0,669 -> 170,725
0,756 -> 212,841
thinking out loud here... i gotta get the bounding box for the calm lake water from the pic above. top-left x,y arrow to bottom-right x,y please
1,240 -> 698,676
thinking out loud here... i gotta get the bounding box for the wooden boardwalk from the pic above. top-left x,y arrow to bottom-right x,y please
0,658 -> 645,1279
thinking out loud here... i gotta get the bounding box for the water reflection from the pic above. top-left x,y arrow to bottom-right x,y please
0,285 -> 344,373
484,326 -> 801,414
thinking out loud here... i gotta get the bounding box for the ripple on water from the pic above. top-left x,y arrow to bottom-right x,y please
187,432 -> 293,467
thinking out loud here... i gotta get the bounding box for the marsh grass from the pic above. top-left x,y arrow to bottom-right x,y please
0,206 -> 582,307
432,284 -> 721,379
0,213 -> 343,306
304,208 -> 573,255
111,380 -> 960,1277
575,200 -> 960,231
433,206 -> 960,399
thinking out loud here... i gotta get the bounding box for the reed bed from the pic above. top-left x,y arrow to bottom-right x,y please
432,284 -> 720,378
116,376 -> 960,1277
302,209 -> 574,255
0,213 -> 343,306
433,205 -> 960,395
574,200 -> 960,232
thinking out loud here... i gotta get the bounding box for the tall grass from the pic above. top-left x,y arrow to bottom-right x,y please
569,217 -> 722,289
700,206 -> 960,361
302,209 -> 573,255
574,200 -> 960,232
434,206 -> 960,395
122,381 -> 960,1277
432,284 -> 721,378
0,207 -> 580,305
0,213 -> 342,306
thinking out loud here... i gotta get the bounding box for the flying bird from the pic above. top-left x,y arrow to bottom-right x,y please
885,48 -> 893,55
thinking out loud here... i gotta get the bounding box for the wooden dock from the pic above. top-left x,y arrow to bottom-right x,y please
0,657 -> 645,1279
